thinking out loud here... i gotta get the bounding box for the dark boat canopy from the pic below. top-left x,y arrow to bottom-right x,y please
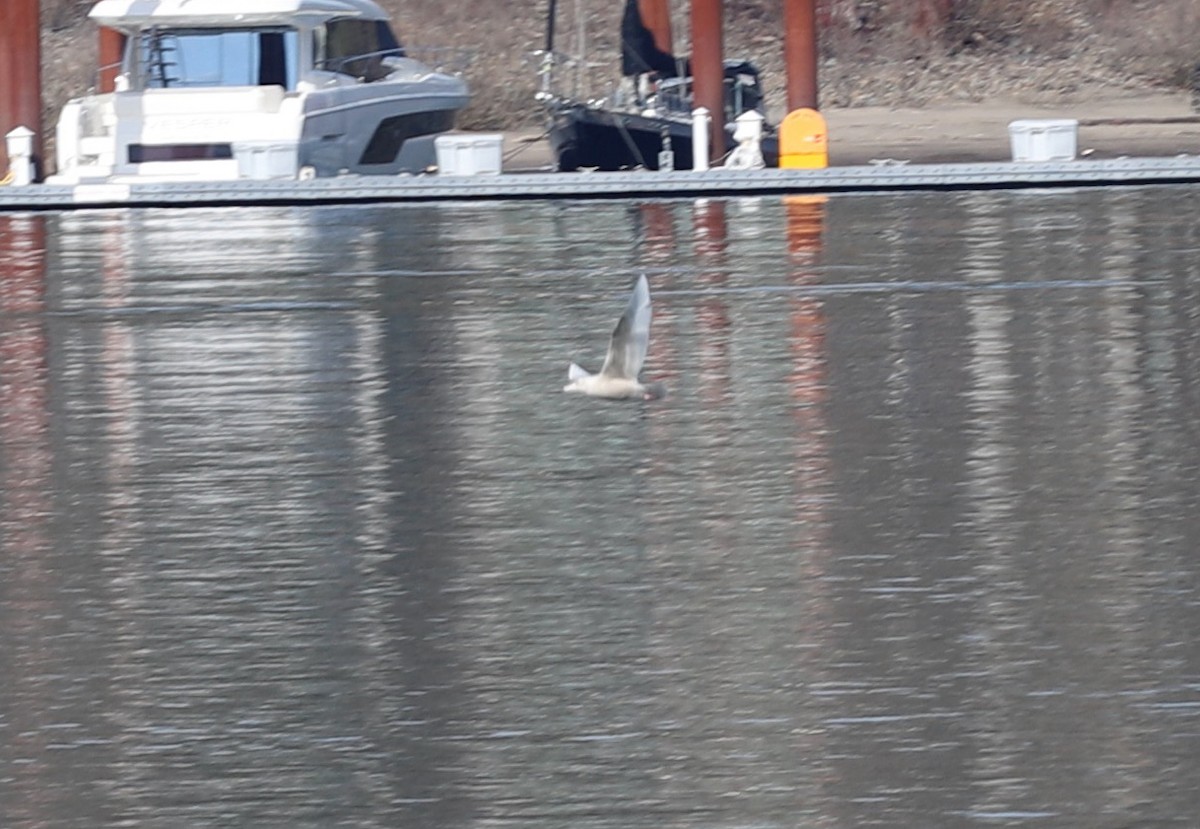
620,0 -> 687,77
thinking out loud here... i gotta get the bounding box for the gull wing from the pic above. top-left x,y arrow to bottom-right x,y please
599,274 -> 651,380
567,362 -> 591,381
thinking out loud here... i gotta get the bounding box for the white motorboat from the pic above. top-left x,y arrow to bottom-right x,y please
49,0 -> 470,183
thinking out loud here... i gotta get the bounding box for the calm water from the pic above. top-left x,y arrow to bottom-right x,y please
1,186 -> 1199,828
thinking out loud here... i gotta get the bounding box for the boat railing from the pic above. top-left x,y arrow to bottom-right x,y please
316,47 -> 406,81
404,45 -> 474,76
318,45 -> 473,80
530,49 -> 611,104
89,60 -> 124,94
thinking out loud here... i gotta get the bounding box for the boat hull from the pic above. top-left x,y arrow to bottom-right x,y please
300,80 -> 467,176
51,79 -> 468,183
548,100 -> 778,172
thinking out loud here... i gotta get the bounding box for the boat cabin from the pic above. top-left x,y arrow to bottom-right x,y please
50,0 -> 469,182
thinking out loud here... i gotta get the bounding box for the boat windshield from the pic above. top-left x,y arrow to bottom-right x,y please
138,27 -> 299,90
315,19 -> 405,82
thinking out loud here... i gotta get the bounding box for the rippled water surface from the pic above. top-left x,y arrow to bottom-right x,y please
2,186 -> 1200,828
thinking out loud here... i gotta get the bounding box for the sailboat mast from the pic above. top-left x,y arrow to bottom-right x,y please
545,0 -> 558,54
540,0 -> 559,95
575,0 -> 586,98
691,0 -> 724,165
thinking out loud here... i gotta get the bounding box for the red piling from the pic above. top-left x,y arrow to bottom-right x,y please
784,0 -> 819,111
0,0 -> 43,177
691,0 -> 725,165
99,28 -> 127,94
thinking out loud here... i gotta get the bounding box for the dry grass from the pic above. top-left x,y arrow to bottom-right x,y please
41,0 -> 90,31
1096,0 -> 1200,87
383,0 -> 560,128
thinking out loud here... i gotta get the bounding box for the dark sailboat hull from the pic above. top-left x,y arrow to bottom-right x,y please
548,100 -> 778,172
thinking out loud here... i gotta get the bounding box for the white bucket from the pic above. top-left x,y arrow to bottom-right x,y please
435,133 -> 503,176
1008,119 -> 1078,162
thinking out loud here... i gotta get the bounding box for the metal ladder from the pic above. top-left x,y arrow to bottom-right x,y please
145,27 -> 180,87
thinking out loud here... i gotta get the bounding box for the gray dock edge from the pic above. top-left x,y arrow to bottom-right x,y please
4,156 -> 1200,211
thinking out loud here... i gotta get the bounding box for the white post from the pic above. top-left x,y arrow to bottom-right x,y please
692,106 -> 710,172
5,126 -> 35,186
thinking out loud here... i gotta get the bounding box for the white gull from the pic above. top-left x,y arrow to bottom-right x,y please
564,274 -> 667,401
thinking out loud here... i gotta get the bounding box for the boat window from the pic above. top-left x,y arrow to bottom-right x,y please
316,19 -> 404,81
139,28 -> 299,90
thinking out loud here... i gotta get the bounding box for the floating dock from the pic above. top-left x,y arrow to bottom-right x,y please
4,156 -> 1200,211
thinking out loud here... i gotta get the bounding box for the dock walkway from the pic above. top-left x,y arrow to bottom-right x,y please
4,156 -> 1200,212
6,91 -> 1200,211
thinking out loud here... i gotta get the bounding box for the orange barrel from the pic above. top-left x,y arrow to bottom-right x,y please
779,108 -> 828,169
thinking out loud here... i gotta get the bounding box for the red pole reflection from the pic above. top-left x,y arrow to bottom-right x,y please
637,202 -> 678,266
693,200 -> 731,406
0,214 -> 50,558
630,203 -> 680,399
0,214 -> 52,823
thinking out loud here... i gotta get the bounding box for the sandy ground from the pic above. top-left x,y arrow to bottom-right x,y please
499,90 -> 1200,171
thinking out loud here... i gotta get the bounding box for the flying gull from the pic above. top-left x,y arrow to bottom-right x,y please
564,274 -> 667,401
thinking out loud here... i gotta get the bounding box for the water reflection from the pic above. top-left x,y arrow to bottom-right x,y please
1,187 -> 1199,828
0,215 -> 54,827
